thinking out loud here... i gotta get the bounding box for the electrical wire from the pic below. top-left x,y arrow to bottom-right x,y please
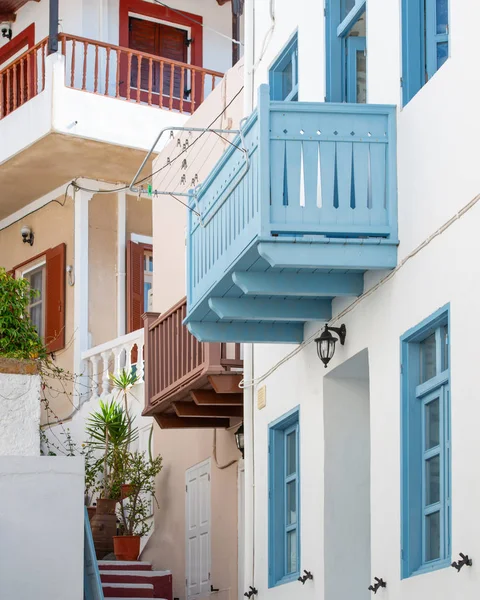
239,191 -> 480,390
152,0 -> 243,46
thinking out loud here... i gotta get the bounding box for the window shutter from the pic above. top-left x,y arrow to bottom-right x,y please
401,0 -> 424,105
45,243 -> 66,353
127,240 -> 145,333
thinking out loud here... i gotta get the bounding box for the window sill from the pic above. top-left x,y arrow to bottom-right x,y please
405,558 -> 451,579
269,572 -> 301,588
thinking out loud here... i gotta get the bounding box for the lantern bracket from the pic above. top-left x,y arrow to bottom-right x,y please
326,324 -> 347,345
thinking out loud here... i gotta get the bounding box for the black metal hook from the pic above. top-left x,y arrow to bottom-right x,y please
451,553 -> 473,572
368,577 -> 386,594
297,570 -> 313,584
244,586 -> 258,598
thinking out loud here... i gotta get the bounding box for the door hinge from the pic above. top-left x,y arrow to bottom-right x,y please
400,76 -> 404,87
186,484 -> 188,492
208,473 -> 210,481
186,37 -> 193,47
400,364 -> 404,374
186,578 -> 188,586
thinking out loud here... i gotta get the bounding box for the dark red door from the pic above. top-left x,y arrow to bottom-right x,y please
128,17 -> 188,99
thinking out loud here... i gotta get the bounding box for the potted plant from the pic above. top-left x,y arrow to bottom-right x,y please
85,400 -> 137,558
113,451 -> 163,561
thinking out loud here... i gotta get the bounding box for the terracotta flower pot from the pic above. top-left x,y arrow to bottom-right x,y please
113,535 -> 141,561
90,498 -> 118,559
121,483 -> 134,500
87,506 -> 96,522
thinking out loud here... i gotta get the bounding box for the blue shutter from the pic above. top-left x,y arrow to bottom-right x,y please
401,0 -> 425,105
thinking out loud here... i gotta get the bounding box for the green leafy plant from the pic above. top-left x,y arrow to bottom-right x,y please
85,400 -> 138,499
0,268 -> 46,359
117,451 -> 163,537
110,368 -> 139,447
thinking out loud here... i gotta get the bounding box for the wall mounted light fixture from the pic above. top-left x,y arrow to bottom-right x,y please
235,423 -> 244,458
451,553 -> 473,572
315,324 -> 347,368
21,226 -> 34,246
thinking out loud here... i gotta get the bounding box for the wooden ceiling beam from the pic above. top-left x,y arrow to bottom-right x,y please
154,415 -> 230,429
173,402 -> 243,419
208,374 -> 243,394
191,389 -> 243,406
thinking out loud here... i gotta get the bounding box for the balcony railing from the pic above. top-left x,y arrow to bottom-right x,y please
0,33 -> 223,121
185,85 -> 398,344
82,329 -> 144,400
144,297 -> 243,428
59,33 -> 222,114
0,37 -> 48,119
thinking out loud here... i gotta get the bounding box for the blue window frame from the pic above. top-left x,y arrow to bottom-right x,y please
268,407 -> 300,587
402,0 -> 449,105
326,0 -> 366,103
401,306 -> 451,578
269,34 -> 298,101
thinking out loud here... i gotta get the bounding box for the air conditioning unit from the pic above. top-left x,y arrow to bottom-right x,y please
148,288 -> 154,311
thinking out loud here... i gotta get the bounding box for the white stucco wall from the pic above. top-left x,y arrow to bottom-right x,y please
241,2 -> 480,600
0,372 -> 41,457
0,456 -> 84,600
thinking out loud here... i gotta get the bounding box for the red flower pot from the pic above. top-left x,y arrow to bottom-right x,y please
113,535 -> 141,561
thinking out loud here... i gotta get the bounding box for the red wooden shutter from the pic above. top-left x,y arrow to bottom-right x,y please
127,240 -> 145,333
129,17 -> 162,93
45,243 -> 66,353
159,23 -> 188,97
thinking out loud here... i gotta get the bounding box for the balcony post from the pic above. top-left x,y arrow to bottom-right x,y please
143,312 -> 160,412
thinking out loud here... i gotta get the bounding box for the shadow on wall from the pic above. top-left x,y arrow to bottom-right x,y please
324,349 -> 371,600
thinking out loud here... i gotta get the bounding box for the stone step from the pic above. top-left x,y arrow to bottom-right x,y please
100,570 -> 172,600
98,560 -> 152,571
102,582 -> 154,598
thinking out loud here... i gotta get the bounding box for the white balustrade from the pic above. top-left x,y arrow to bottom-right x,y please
81,329 -> 145,401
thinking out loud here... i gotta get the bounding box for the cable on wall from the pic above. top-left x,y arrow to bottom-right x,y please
239,191 -> 480,390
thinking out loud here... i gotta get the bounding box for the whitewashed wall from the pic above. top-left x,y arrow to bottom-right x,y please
244,1 -> 480,600
0,456 -> 84,600
0,372 -> 40,456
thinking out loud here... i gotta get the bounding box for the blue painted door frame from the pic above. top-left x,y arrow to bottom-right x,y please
346,36 -> 366,103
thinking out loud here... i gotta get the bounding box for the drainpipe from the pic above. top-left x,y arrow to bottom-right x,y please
48,0 -> 59,55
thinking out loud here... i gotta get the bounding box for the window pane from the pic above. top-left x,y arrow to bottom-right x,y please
286,529 -> 298,573
425,511 -> 441,561
425,455 -> 440,505
29,270 -> 43,299
30,304 -> 43,337
356,49 -> 367,103
281,59 -> 293,100
425,398 -> 440,450
286,431 -> 296,476
341,0 -> 355,21
436,0 -> 448,34
149,255 -> 153,271
287,481 -> 297,525
144,282 -> 152,312
420,334 -> 436,383
437,42 -> 448,70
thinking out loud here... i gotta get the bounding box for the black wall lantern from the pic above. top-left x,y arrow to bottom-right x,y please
315,324 -> 347,368
235,423 -> 244,458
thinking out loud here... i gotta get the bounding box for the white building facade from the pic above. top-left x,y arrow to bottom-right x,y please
178,0 -> 480,599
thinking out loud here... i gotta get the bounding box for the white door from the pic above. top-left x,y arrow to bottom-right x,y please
186,459 -> 211,599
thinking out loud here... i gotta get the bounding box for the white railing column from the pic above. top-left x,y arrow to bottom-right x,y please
137,343 -> 145,382
90,356 -> 100,400
101,351 -> 111,396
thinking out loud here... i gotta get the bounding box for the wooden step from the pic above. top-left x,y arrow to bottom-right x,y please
102,582 -> 154,598
98,560 -> 152,571
100,570 -> 172,600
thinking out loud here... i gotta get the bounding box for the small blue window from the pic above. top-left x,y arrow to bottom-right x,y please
401,306 -> 451,578
268,407 -> 300,587
402,0 -> 449,105
269,34 -> 298,101
326,0 -> 366,103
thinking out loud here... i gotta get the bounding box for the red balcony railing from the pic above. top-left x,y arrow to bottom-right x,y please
0,33 -> 223,121
0,37 -> 48,120
59,33 -> 223,114
144,297 -> 242,417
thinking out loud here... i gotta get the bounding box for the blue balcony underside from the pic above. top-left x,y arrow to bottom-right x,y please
185,85 -> 398,344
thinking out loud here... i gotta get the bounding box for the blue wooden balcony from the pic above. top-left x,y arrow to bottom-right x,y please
185,85 -> 398,344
